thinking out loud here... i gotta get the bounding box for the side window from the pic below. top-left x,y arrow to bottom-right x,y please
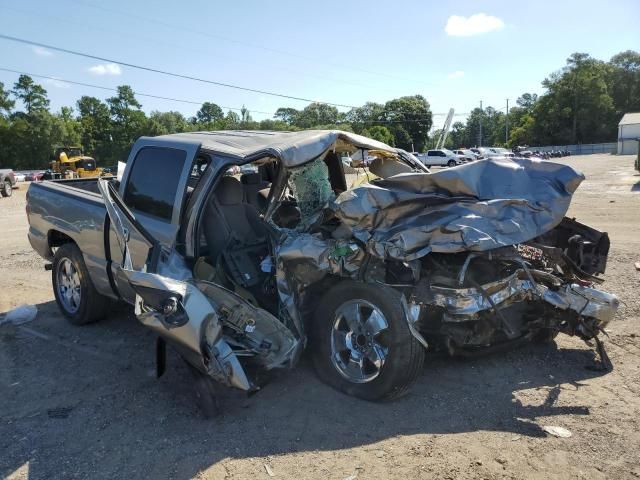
439,151 -> 446,157
124,147 -> 187,222
427,151 -> 436,157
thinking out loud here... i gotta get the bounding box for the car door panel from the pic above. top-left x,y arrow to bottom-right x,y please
98,178 -> 299,392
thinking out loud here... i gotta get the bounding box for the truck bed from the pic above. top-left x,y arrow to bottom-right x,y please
40,176 -> 116,195
26,177 -> 116,298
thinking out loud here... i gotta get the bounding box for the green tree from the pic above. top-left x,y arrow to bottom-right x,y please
224,110 -> 240,128
12,75 -> 49,115
273,107 -> 299,125
240,105 -> 253,124
447,121 -> 466,148
346,102 -> 385,134
149,110 -> 190,134
607,50 -> 640,116
51,107 -> 82,146
365,125 -> 394,145
106,86 -> 147,161
383,95 -> 432,151
534,53 -> 615,144
77,96 -> 112,161
0,82 -> 14,116
508,113 -> 535,147
389,125 -> 413,151
294,103 -> 339,128
195,102 -> 224,124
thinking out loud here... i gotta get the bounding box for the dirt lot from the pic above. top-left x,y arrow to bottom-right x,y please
1,154 -> 639,480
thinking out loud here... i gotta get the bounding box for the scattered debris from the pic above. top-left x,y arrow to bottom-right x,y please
542,425 -> 572,438
635,262 -> 640,271
264,464 -> 275,477
344,475 -> 357,480
0,304 -> 37,326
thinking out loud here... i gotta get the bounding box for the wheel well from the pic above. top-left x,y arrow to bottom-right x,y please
299,275 -> 343,322
48,230 -> 76,248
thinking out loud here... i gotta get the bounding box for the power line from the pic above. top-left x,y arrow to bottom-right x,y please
65,0 -> 432,86
0,35 -> 470,120
0,67 -> 466,123
0,67 -> 273,114
2,5 -> 389,92
0,34 -> 361,109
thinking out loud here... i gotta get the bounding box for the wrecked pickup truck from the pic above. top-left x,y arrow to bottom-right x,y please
26,130 -> 618,413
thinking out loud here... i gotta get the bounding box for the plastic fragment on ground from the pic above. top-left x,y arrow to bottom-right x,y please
0,304 -> 38,326
542,425 -> 572,438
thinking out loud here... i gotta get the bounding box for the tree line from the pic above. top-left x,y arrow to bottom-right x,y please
444,51 -> 639,149
0,49 -> 637,170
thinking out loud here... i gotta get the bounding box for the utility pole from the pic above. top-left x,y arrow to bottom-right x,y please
505,98 -> 509,144
478,100 -> 483,147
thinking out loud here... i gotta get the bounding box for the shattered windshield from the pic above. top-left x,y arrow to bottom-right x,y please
288,158 -> 335,221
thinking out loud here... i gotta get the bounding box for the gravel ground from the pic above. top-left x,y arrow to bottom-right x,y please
1,154 -> 639,480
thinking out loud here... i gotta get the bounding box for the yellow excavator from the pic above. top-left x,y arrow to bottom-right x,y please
50,146 -> 104,178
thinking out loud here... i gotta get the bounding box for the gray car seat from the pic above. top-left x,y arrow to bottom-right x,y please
203,176 -> 267,267
240,172 -> 270,212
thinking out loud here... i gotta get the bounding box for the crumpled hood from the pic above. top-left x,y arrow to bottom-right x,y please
331,158 -> 584,261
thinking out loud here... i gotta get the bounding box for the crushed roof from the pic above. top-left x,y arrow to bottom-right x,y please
156,130 -> 397,168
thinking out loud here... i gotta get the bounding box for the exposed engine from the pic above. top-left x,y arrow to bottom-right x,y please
376,218 -> 618,359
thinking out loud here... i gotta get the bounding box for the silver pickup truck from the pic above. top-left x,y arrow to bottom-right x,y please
27,130 -> 619,415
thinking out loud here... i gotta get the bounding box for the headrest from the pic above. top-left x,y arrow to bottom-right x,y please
215,176 -> 243,205
241,172 -> 261,185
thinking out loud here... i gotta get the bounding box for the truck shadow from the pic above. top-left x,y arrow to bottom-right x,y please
1,300 -> 606,479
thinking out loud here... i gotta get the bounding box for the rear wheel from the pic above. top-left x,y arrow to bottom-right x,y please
311,281 -> 425,401
1,180 -> 12,197
52,243 -> 109,325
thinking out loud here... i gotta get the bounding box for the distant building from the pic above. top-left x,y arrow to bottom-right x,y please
618,113 -> 640,155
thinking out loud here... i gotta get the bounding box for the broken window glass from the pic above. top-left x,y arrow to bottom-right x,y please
288,159 -> 335,221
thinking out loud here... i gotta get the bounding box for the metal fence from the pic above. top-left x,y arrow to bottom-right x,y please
528,143 -> 617,155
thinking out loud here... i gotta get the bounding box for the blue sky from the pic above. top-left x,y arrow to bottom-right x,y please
0,0 -> 638,127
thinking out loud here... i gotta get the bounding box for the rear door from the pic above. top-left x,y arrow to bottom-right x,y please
108,139 -> 199,300
98,178 -> 298,388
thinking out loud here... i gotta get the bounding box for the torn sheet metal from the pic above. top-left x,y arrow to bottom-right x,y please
274,232 -> 365,337
422,268 -> 618,326
276,233 -> 364,287
331,158 -> 585,261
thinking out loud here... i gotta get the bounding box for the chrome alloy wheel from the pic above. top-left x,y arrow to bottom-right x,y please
57,258 -> 81,313
330,299 -> 389,383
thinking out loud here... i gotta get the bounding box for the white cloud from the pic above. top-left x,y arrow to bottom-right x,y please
88,63 -> 122,76
445,13 -> 504,36
32,46 -> 53,57
45,78 -> 71,89
448,70 -> 465,79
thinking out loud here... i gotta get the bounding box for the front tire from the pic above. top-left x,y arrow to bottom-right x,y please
1,180 -> 12,197
52,243 -> 109,325
311,281 -> 425,401
447,160 -> 456,167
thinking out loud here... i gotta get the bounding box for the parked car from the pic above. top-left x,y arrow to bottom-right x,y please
417,149 -> 464,167
26,130 -> 618,415
14,172 -> 26,182
0,169 -> 16,197
470,147 -> 490,159
239,163 -> 258,174
453,149 -> 479,162
488,147 -> 515,158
